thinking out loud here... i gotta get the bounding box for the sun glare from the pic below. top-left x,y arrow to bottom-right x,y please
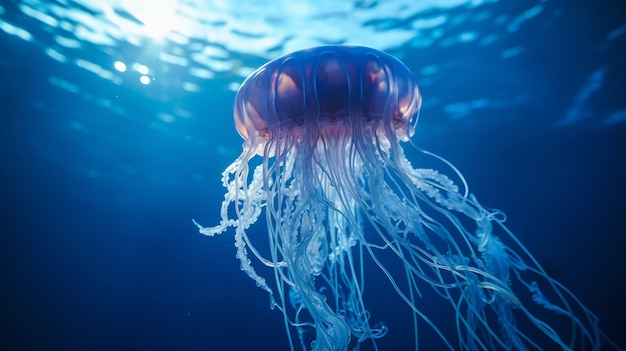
121,1 -> 189,42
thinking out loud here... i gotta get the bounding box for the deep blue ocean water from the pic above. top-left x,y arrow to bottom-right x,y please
1,0 -> 625,350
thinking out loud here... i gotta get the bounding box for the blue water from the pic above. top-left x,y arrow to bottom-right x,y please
1,0 -> 625,350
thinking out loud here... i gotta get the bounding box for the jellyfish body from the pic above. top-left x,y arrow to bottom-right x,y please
195,46 -> 611,350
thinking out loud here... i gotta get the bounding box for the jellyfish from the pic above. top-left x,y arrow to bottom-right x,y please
194,46 -> 615,350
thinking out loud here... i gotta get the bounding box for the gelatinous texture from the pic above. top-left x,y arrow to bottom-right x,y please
234,46 -> 421,155
196,46 -> 616,351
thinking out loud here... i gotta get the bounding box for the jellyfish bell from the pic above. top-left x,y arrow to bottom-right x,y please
233,46 -> 421,157
195,45 -> 616,350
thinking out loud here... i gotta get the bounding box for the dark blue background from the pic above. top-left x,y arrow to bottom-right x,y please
1,0 -> 625,350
